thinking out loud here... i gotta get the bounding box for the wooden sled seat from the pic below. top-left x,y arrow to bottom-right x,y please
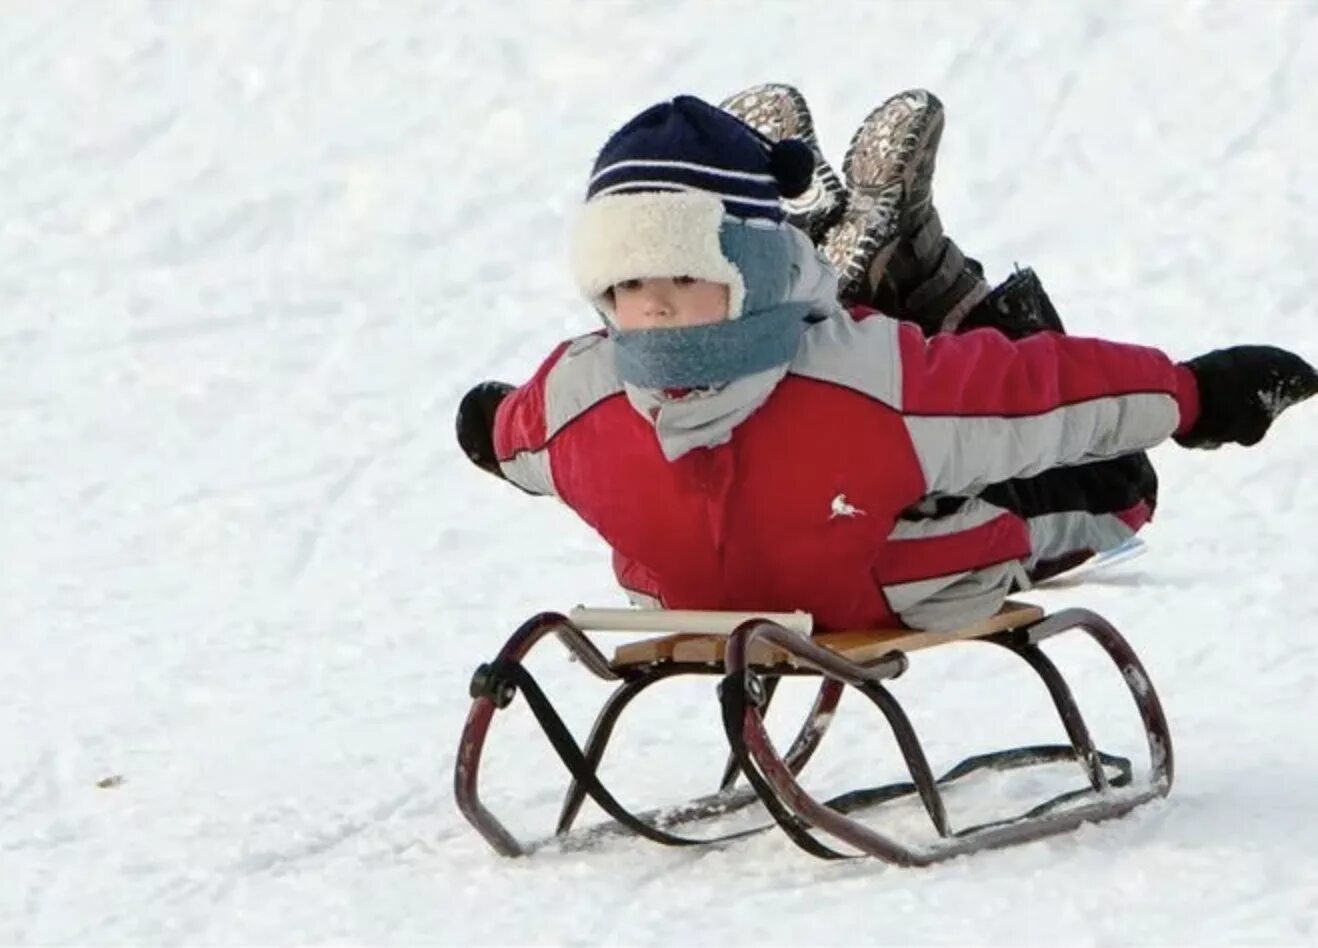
610,601 -> 1045,671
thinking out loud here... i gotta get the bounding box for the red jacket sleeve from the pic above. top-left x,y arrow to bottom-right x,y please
490,341 -> 572,497
896,323 -> 1196,495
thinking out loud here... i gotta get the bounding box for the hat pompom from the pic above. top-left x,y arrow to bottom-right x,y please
769,140 -> 814,200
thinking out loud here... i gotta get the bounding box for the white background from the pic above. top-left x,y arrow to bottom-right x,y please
3,2 -> 1317,943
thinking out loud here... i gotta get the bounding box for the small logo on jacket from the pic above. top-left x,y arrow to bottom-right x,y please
829,493 -> 866,519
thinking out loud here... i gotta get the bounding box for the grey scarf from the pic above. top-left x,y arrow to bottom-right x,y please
621,235 -> 847,460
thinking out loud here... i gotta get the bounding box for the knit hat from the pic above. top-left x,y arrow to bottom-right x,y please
571,95 -> 814,324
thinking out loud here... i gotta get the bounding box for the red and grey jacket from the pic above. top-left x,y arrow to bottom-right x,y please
492,309 -> 1197,631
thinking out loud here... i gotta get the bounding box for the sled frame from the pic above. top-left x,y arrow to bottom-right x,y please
454,605 -> 1173,864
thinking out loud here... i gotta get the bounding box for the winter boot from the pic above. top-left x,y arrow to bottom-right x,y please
956,266 -> 1066,340
823,90 -> 989,332
719,83 -> 847,245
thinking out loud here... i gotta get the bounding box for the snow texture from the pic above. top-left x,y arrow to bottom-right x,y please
3,1 -> 1318,944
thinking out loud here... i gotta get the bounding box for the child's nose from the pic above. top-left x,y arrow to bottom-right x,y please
642,286 -> 672,317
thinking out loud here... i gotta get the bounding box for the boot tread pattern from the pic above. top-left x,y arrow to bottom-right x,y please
825,90 -> 946,300
719,83 -> 846,242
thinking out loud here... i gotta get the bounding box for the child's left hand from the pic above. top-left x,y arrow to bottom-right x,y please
1175,345 -> 1317,449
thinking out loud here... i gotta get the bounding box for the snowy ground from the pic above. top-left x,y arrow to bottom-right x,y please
4,1 -> 1318,944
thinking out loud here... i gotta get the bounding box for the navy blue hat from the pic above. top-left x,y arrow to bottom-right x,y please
585,95 -> 813,222
572,95 -> 817,322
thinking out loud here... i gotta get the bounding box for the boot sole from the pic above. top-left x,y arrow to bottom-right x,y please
719,83 -> 847,242
825,90 -> 946,299
820,184 -> 905,299
842,89 -> 945,197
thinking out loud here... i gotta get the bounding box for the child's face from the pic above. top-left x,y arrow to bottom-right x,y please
611,277 -> 729,331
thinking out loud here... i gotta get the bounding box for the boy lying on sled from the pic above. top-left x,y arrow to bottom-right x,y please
456,88 -> 1316,632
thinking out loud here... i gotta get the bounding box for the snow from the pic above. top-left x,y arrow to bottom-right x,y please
3,1 -> 1318,943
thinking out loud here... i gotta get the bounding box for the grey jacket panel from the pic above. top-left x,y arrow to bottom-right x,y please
500,448 -> 556,497
497,332 -> 623,497
1024,510 -> 1138,572
904,392 -> 1179,497
545,333 -> 625,438
884,561 -> 1027,632
790,310 -> 903,406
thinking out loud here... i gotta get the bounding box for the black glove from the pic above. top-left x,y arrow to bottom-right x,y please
456,381 -> 514,477
1175,346 -> 1318,449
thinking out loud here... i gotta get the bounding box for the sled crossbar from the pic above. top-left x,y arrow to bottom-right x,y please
454,603 -> 1174,865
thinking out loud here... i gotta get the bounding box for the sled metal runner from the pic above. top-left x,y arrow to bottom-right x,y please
454,603 -> 1173,864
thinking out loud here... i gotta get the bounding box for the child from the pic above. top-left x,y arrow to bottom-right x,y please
457,92 -> 1316,632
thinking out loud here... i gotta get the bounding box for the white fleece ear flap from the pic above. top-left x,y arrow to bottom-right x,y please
570,191 -> 747,319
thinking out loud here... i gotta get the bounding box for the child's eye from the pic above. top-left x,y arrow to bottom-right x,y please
615,279 -> 642,291
673,275 -> 696,286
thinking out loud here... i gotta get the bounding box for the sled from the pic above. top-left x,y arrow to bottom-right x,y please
454,601 -> 1173,866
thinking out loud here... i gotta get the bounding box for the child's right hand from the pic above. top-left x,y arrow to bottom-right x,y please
457,381 -> 514,476
1175,346 -> 1318,449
